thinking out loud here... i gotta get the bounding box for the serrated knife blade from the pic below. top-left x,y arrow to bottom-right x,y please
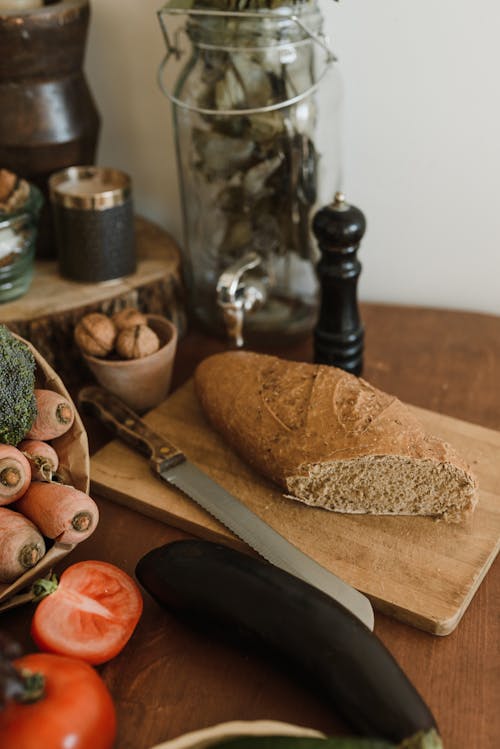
79,385 -> 374,630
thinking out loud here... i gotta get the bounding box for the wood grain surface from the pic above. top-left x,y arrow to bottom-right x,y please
89,379 -> 500,635
1,303 -> 499,749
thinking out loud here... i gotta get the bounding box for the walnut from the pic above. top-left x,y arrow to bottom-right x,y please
0,169 -> 16,203
112,307 -> 148,331
115,325 -> 160,360
0,169 -> 29,214
74,313 -> 117,357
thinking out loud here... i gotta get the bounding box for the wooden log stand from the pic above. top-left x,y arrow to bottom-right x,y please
0,216 -> 186,385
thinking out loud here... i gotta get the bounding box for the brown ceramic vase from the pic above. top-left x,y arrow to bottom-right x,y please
0,0 -> 101,257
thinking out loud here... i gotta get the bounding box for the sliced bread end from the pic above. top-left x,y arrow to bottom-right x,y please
286,454 -> 478,523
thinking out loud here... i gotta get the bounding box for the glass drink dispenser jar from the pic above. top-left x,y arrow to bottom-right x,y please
158,0 -> 340,347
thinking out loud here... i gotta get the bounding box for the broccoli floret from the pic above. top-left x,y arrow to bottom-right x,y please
0,325 -> 37,445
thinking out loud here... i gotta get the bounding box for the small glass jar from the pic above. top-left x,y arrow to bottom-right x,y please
0,183 -> 43,303
49,166 -> 136,284
158,0 -> 340,347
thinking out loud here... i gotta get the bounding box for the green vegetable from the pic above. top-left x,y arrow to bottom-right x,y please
213,737 -> 393,749
212,731 -> 443,749
0,325 -> 37,445
399,732 -> 443,749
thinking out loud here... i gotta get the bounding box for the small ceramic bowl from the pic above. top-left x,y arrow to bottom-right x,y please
82,314 -> 178,413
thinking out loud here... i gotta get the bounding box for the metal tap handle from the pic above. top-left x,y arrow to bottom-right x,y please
216,252 -> 266,348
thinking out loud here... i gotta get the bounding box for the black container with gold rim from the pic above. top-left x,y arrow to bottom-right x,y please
49,166 -> 136,283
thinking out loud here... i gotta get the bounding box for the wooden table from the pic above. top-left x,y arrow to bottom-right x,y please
2,303 -> 499,749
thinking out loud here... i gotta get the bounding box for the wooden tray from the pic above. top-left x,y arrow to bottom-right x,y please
89,380 -> 500,635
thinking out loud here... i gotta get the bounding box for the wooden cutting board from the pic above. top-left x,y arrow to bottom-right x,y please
90,380 -> 500,636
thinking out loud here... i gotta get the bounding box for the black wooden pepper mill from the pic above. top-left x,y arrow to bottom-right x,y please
313,192 -> 366,376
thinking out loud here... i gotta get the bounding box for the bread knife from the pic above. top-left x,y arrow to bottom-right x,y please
78,385 -> 375,631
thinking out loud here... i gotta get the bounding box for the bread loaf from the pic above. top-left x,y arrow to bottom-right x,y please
194,351 -> 478,523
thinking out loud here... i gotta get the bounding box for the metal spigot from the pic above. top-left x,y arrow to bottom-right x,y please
216,252 -> 267,348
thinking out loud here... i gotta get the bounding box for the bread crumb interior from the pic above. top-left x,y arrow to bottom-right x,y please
286,455 -> 477,522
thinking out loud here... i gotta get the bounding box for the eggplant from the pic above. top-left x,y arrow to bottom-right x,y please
135,540 -> 438,744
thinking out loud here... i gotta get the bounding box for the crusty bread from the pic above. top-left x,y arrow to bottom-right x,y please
194,351 -> 478,523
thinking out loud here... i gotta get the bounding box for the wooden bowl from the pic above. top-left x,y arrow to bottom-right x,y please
0,335 -> 90,610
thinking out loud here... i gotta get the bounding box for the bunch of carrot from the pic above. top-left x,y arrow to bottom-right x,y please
0,388 -> 99,585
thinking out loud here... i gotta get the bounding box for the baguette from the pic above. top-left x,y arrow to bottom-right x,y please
194,351 -> 478,523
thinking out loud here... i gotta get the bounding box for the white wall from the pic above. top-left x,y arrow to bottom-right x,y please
85,0 -> 500,315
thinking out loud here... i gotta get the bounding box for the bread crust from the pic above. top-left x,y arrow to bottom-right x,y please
194,351 -> 478,520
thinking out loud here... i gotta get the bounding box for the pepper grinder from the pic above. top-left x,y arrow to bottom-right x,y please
313,192 -> 366,376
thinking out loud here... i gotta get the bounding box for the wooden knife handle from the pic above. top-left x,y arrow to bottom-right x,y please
78,386 -> 185,473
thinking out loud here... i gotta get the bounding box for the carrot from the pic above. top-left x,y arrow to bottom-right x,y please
0,507 -> 46,583
14,482 -> 99,545
25,389 -> 75,441
18,439 -> 59,482
0,444 -> 31,505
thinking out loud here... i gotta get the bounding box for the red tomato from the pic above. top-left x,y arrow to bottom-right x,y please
31,560 -> 143,665
0,652 -> 116,749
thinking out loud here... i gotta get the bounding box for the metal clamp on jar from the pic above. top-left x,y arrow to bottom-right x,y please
157,0 -> 340,347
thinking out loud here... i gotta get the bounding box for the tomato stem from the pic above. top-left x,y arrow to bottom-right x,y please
17,669 -> 45,703
32,573 -> 59,601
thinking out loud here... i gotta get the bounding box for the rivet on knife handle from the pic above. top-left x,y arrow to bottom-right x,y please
78,386 -> 185,472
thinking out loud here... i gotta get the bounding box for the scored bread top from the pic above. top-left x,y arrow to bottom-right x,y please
194,351 -> 474,487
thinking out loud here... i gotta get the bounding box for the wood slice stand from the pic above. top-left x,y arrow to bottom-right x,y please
0,216 -> 186,385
